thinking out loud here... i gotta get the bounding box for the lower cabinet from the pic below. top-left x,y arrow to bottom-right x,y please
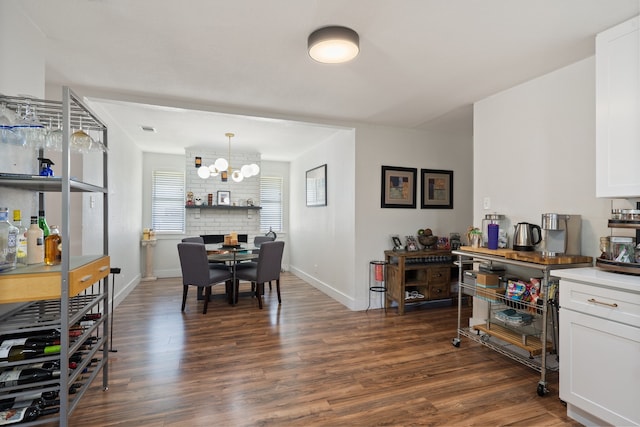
384,249 -> 452,315
557,269 -> 640,427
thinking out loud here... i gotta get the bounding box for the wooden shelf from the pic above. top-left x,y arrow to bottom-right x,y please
473,323 -> 552,357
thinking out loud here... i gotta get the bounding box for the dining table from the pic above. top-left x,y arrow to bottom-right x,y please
207,246 -> 258,305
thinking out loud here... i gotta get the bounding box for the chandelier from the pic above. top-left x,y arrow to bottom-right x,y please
197,132 -> 260,182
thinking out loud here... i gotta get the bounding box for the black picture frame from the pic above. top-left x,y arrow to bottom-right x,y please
306,164 -> 327,207
381,165 -> 417,208
217,190 -> 231,206
421,169 -> 453,209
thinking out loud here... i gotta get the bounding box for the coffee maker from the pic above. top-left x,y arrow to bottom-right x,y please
540,213 -> 581,256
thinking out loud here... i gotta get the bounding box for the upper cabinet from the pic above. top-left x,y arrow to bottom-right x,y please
596,17 -> 640,198
596,15 -> 640,198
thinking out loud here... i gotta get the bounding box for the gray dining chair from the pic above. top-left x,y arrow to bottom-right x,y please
235,240 -> 285,309
235,234 -> 277,288
177,242 -> 233,314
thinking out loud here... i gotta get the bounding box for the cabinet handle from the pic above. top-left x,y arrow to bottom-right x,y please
80,274 -> 93,283
587,298 -> 618,308
99,265 -> 109,272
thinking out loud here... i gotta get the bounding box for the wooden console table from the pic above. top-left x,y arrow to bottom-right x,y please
384,249 -> 453,314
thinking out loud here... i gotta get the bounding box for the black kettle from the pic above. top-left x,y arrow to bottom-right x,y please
513,222 -> 542,251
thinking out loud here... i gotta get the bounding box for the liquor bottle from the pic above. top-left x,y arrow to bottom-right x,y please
0,344 -> 61,363
0,405 -> 59,425
25,217 -> 44,265
37,210 -> 49,238
0,208 -> 18,272
0,367 -> 60,388
11,211 -> 27,267
43,225 -> 61,266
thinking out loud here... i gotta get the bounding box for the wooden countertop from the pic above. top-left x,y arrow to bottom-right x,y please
458,246 -> 593,265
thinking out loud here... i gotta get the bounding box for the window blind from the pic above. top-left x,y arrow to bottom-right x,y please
151,170 -> 185,233
260,176 -> 283,232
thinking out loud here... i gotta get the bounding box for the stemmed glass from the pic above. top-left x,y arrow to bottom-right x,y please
0,102 -> 25,146
70,116 -> 94,153
45,114 -> 63,152
13,102 -> 46,150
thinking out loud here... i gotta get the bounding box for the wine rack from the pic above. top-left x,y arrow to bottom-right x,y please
0,88 -> 109,426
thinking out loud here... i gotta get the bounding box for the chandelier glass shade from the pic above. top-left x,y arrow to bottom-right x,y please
197,132 -> 259,182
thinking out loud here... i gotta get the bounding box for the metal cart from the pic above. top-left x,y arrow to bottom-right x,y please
451,248 -> 591,396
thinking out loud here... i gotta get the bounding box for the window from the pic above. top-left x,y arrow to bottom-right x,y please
151,170 -> 185,233
260,176 -> 283,232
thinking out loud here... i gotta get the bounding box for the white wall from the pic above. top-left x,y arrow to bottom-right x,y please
353,125 -> 473,309
473,56 -> 636,258
289,124 -> 474,311
290,129 -> 357,308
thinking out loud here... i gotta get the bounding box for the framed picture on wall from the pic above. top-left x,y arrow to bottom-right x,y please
306,164 -> 327,207
421,169 -> 453,209
381,165 -> 417,208
217,190 -> 231,206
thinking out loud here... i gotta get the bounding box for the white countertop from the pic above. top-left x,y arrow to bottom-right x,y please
554,267 -> 640,293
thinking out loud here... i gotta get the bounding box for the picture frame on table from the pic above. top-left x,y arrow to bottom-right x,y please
217,190 -> 231,206
421,169 -> 453,209
405,236 -> 419,251
391,235 -> 403,250
381,165 -> 417,208
306,164 -> 327,207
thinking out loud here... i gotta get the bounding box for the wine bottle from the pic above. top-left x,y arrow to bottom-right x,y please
0,395 -> 60,411
37,210 -> 49,238
11,211 -> 27,267
0,405 -> 59,425
25,217 -> 43,265
0,391 -> 58,411
0,344 -> 61,363
0,368 -> 60,388
0,337 -> 60,348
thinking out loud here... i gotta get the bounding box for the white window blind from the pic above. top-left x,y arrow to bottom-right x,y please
260,176 -> 283,232
151,170 -> 185,233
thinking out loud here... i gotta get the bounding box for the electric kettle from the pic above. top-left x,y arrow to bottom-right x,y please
513,222 -> 542,251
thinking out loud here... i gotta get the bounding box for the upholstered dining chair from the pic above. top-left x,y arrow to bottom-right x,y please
177,242 -> 233,314
235,241 -> 285,309
235,234 -> 277,288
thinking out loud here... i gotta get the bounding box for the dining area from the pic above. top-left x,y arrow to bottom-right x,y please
177,232 -> 285,313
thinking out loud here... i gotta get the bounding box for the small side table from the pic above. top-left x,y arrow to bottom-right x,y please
141,238 -> 157,281
366,260 -> 386,312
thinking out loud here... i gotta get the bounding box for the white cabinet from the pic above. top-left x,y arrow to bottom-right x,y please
556,268 -> 640,427
596,15 -> 640,198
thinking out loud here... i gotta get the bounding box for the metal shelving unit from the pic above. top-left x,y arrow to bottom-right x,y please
0,87 -> 109,426
451,249 -> 592,396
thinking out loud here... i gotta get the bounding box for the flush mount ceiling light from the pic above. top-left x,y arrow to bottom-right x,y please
197,133 -> 260,183
308,25 -> 359,64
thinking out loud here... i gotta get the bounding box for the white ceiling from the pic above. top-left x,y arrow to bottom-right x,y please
16,0 -> 640,160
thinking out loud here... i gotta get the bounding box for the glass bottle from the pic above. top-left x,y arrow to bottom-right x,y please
12,210 -> 28,266
44,225 -> 61,266
37,210 -> 50,238
26,216 -> 44,265
0,207 -> 18,272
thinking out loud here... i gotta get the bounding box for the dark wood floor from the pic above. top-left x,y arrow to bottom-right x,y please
55,273 -> 580,426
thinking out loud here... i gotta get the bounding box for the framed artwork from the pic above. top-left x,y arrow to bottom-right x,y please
217,190 -> 231,206
381,166 -> 417,208
421,169 -> 453,209
306,164 -> 327,207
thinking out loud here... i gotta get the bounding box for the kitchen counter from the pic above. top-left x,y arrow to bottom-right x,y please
553,266 -> 640,292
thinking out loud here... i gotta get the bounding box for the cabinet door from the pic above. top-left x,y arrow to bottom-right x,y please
596,15 -> 640,198
560,308 -> 640,426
